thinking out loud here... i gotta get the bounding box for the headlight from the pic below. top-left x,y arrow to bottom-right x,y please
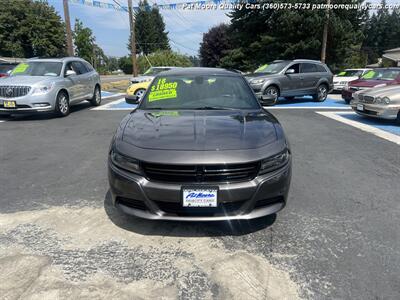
110,150 -> 142,174
32,83 -> 54,95
259,149 -> 290,175
382,97 -> 390,105
251,78 -> 266,85
375,97 -> 382,104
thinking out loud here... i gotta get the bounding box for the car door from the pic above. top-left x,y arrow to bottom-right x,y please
280,63 -> 303,96
71,61 -> 89,100
64,62 -> 82,101
300,63 -> 319,93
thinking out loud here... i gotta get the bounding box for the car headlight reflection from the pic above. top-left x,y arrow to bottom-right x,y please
382,97 -> 390,105
32,83 -> 54,95
110,150 -> 142,174
251,78 -> 266,85
259,149 -> 290,175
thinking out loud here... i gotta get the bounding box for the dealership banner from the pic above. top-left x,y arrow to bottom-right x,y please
68,0 -> 244,12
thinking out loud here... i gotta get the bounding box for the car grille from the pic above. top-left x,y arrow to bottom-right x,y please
0,86 -> 31,98
155,200 -> 246,216
363,96 -> 375,103
142,161 -> 260,183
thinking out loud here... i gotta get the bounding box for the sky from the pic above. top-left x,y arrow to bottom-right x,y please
49,0 -> 230,57
48,0 -> 398,58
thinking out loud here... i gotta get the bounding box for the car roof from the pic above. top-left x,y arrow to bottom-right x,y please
26,57 -> 88,64
271,59 -> 324,64
157,67 -> 241,77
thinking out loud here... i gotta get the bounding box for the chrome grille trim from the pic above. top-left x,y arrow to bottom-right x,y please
0,86 -> 31,98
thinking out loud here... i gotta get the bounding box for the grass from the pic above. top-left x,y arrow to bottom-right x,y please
101,80 -> 130,93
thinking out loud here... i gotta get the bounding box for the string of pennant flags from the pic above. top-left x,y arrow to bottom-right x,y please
68,0 -> 246,11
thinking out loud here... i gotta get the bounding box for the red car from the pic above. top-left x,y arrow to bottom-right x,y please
341,68 -> 400,103
0,63 -> 18,78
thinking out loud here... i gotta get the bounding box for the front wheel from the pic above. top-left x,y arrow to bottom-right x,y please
134,88 -> 146,98
396,111 -> 400,125
89,86 -> 102,106
54,91 -> 70,117
263,86 -> 279,106
313,84 -> 328,102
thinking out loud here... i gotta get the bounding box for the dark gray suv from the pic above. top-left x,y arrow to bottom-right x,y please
246,59 -> 333,105
108,68 -> 291,221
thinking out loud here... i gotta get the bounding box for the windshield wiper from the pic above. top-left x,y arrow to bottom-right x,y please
192,106 -> 234,110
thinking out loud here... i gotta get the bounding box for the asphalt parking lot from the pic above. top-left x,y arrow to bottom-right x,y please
0,95 -> 399,299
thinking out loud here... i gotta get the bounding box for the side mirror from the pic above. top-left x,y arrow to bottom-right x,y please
125,95 -> 140,105
65,70 -> 76,77
258,94 -> 276,106
285,69 -> 295,75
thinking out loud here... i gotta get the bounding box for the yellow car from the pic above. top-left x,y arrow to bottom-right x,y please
126,80 -> 150,100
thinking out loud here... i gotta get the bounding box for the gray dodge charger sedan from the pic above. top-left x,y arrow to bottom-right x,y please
0,57 -> 101,117
108,68 -> 292,221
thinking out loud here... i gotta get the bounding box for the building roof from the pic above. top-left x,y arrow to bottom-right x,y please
0,57 -> 26,64
385,48 -> 400,53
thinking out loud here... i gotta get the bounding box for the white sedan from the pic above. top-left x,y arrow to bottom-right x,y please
333,68 -> 371,92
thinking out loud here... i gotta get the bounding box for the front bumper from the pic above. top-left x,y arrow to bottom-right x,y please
351,101 -> 399,120
0,92 -> 56,113
108,159 -> 291,221
333,84 -> 346,91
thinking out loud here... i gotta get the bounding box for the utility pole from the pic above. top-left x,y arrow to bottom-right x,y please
321,0 -> 331,63
128,0 -> 138,76
63,0 -> 74,56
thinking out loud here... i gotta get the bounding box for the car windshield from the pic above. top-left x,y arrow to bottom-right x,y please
361,69 -> 400,80
10,62 -> 62,77
256,61 -> 289,74
139,75 -> 259,110
143,67 -> 169,76
336,70 -> 363,77
254,64 -> 269,73
0,64 -> 17,73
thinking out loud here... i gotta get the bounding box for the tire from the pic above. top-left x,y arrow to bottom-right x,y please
396,111 -> 400,125
54,91 -> 70,117
264,86 -> 279,106
89,85 -> 102,106
313,84 -> 328,102
134,88 -> 146,98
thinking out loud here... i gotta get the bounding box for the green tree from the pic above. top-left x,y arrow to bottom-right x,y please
73,19 -> 108,73
363,0 -> 400,64
199,24 -> 232,67
0,0 -> 66,58
73,19 -> 95,62
221,0 -> 367,71
119,50 -> 192,74
129,0 -> 170,55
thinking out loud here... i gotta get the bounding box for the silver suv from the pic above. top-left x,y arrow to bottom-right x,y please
246,59 -> 333,105
0,57 -> 101,117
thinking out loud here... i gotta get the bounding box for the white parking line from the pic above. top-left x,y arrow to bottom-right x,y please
91,98 -> 135,111
316,111 -> 400,145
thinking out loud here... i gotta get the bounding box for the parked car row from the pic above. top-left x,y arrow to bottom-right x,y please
0,57 -> 101,117
0,62 -> 18,78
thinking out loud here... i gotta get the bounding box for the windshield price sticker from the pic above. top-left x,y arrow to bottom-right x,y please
12,63 -> 29,74
148,78 -> 178,102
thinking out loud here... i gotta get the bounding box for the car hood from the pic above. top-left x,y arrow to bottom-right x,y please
122,110 -> 278,151
334,76 -> 358,82
130,75 -> 154,83
349,79 -> 394,87
0,76 -> 56,86
358,84 -> 400,97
